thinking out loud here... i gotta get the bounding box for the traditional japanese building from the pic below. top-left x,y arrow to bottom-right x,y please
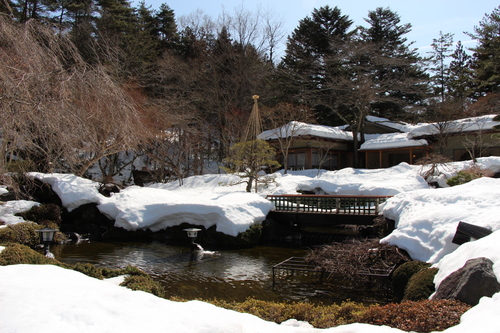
259,115 -> 500,170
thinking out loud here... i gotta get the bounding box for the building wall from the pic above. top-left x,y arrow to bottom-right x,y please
428,132 -> 500,161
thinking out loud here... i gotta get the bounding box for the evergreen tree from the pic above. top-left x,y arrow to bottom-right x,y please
448,41 -> 473,99
222,140 -> 280,193
11,0 -> 53,21
428,31 -> 454,102
468,5 -> 500,96
154,3 -> 178,50
279,5 -> 354,124
359,7 -> 428,120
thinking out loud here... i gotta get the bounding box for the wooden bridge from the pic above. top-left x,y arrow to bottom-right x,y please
266,194 -> 392,216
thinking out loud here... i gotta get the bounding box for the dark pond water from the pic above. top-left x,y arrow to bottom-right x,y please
51,241 -> 389,305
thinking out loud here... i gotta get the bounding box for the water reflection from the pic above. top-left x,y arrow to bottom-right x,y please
52,241 -> 312,303
52,241 -> 387,305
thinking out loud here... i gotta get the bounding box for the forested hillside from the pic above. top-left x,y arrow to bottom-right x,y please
1,2 -> 499,182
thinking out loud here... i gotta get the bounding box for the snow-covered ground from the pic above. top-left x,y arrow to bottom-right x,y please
1,157 -> 500,332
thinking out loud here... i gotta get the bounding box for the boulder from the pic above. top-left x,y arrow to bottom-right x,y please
433,257 -> 500,306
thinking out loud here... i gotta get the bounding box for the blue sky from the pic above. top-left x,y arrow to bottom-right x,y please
136,0 -> 498,57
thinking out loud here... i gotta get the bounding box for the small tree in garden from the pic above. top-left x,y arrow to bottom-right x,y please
222,139 -> 280,192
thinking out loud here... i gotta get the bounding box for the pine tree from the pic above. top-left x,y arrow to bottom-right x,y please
154,3 -> 178,50
222,140 -> 280,193
448,41 -> 473,99
468,5 -> 500,96
359,7 -> 428,120
279,5 -> 353,124
428,31 -> 454,102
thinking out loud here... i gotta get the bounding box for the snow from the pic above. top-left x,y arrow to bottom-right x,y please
98,186 -> 273,236
258,115 -> 500,153
408,114 -> 500,138
0,200 -> 40,225
30,173 -> 102,212
360,132 -> 428,150
22,163 -> 429,236
268,163 -> 429,196
381,177 -> 500,263
365,115 -> 417,133
257,121 -> 353,141
2,157 -> 500,332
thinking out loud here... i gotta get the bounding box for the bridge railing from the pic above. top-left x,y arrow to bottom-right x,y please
266,194 -> 392,216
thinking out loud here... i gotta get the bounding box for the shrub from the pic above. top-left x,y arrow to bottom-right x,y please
0,222 -> 43,246
238,223 -> 262,245
357,299 -> 471,332
120,275 -> 165,297
73,262 -> 107,279
0,243 -> 68,267
206,298 -> 369,328
392,261 -> 431,302
200,223 -> 263,249
403,267 -> 438,301
446,165 -> 493,186
16,203 -> 62,226
72,263 -> 149,280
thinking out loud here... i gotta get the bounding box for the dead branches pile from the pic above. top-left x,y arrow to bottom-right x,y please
305,239 -> 411,283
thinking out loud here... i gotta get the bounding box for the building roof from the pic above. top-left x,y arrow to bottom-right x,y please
408,114 -> 500,138
259,115 -> 499,151
365,116 -> 417,133
360,133 -> 428,151
257,121 -> 353,142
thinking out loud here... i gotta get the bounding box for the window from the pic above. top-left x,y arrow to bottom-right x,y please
312,150 -> 338,170
286,151 -> 306,170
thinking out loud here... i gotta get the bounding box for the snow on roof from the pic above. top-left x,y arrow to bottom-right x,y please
365,116 -> 416,133
408,114 -> 500,138
360,133 -> 428,151
258,121 -> 353,141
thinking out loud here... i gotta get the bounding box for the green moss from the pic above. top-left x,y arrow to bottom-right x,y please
392,261 -> 431,302
403,267 -> 439,301
0,222 -> 44,247
206,298 -> 370,329
0,243 -> 162,298
120,275 -> 165,297
0,243 -> 68,267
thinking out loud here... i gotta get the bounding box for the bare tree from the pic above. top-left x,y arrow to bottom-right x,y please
0,18 -> 147,178
261,103 -> 314,174
258,6 -> 286,66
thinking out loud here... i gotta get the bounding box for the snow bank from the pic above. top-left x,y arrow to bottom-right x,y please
270,163 -> 429,196
0,264 -> 408,333
0,200 -> 40,225
28,172 -> 272,237
29,173 -> 101,212
434,230 -> 500,289
98,186 -> 273,237
381,177 -> 500,263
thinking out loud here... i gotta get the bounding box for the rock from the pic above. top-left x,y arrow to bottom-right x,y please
433,257 -> 500,306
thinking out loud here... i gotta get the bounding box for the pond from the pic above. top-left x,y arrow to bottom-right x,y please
51,241 -> 389,305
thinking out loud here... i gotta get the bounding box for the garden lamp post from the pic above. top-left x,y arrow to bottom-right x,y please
37,227 -> 58,256
183,228 -> 201,244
